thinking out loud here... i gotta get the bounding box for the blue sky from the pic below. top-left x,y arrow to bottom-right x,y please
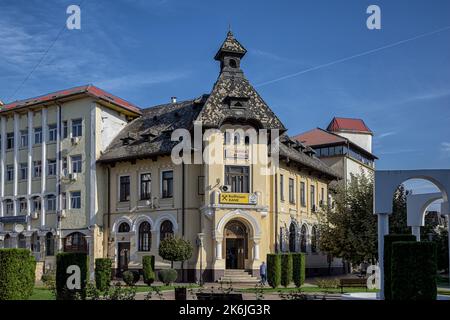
0,0 -> 449,197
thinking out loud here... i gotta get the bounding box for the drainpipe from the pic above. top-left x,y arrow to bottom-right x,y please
181,161 -> 186,281
274,173 -> 279,253
106,166 -> 111,258
56,102 -> 63,252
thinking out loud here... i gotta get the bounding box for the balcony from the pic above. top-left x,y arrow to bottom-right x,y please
0,215 -> 28,224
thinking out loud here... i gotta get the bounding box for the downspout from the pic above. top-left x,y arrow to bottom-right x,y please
274,173 -> 278,253
56,102 -> 63,252
106,166 -> 111,258
181,161 -> 186,281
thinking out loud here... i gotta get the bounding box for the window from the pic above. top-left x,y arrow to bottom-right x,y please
118,222 -> 130,233
48,124 -> 57,142
64,232 -> 87,253
6,165 -> 14,181
47,195 -> 56,211
311,226 -> 318,253
71,155 -> 82,173
34,127 -> 42,144
225,166 -> 249,193
300,225 -> 307,253
70,191 -> 81,209
18,234 -> 26,248
289,178 -> 295,203
160,220 -> 174,241
223,131 -> 230,145
161,171 -> 173,198
280,174 -> 284,201
48,159 -> 56,176
19,198 -> 27,213
5,200 -> 14,215
138,222 -> 151,251
72,119 -> 82,137
300,182 -> 306,207
20,130 -> 28,147
140,173 -> 151,200
32,197 -> 41,212
62,157 -> 68,172
119,176 -> 130,202
63,121 -> 68,138
61,193 -> 67,210
33,161 -> 42,177
20,163 -> 27,180
233,133 -> 240,145
310,185 -> 316,211
46,233 -> 55,256
6,133 -> 14,149
321,187 -> 325,206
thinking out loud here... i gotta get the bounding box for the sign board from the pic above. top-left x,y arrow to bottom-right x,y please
219,193 -> 257,205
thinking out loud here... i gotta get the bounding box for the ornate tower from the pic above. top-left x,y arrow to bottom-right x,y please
214,31 -> 247,78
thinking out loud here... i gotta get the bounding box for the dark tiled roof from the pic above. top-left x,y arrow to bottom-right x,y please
214,31 -> 247,60
98,96 -> 207,163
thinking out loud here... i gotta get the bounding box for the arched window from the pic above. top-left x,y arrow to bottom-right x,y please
31,232 -> 40,252
300,225 -> 307,253
46,232 -> 55,256
244,135 -> 250,145
18,233 -> 26,248
233,133 -> 240,145
118,222 -> 130,233
138,222 -> 151,252
311,226 -> 318,253
160,220 -> 174,241
4,234 -> 11,248
64,232 -> 87,253
289,223 -> 297,253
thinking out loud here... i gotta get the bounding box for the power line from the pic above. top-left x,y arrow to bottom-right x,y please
255,25 -> 450,88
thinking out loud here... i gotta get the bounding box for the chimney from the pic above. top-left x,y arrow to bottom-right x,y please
171,97 -> 177,103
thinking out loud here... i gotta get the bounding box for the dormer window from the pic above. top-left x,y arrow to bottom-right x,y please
224,96 -> 249,110
229,58 -> 237,68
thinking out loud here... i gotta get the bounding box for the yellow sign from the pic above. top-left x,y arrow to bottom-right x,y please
219,193 -> 257,205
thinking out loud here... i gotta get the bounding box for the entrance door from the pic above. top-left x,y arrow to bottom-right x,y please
117,242 -> 130,276
226,239 -> 245,269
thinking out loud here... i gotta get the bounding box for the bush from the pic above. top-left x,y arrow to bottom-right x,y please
391,241 -> 437,300
56,252 -> 89,300
280,254 -> 293,287
316,278 -> 339,289
384,234 -> 416,300
158,269 -> 178,285
0,249 -> 36,300
292,253 -> 306,287
122,271 -> 139,286
159,237 -> 193,267
41,270 -> 56,298
267,254 -> 281,288
95,258 -> 112,291
142,256 -> 156,285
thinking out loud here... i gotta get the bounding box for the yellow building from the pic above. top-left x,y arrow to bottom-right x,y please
0,32 -> 342,282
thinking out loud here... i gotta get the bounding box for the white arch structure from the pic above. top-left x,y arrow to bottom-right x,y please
406,192 -> 444,241
374,169 -> 450,299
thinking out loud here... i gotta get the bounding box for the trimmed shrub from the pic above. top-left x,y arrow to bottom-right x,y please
56,252 -> 89,300
159,237 -> 193,268
142,256 -> 156,285
391,241 -> 437,300
95,258 -> 112,291
158,269 -> 178,285
122,270 -> 139,286
280,254 -> 293,287
0,249 -> 36,300
384,234 -> 416,300
267,254 -> 281,288
292,253 -> 306,288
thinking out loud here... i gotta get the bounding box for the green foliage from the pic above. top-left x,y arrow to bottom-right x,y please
280,254 -> 293,287
41,270 -> 57,298
0,249 -> 36,300
315,278 -> 340,289
122,271 -> 139,286
158,269 -> 178,285
292,253 -> 306,287
142,256 -> 156,285
85,281 -> 137,300
266,254 -> 281,288
94,258 -> 112,291
159,237 -> 193,266
383,234 -> 416,300
391,241 -> 437,300
389,185 -> 410,234
56,252 -> 88,300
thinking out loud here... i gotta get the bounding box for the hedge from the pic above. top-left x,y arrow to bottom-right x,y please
0,249 -> 36,300
267,254 -> 281,288
280,254 -> 293,287
391,241 -> 437,300
56,252 -> 89,300
142,256 -> 156,285
383,234 -> 416,300
158,269 -> 178,286
95,258 -> 112,291
292,253 -> 306,287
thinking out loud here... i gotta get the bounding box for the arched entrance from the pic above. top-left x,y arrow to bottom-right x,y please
224,220 -> 248,269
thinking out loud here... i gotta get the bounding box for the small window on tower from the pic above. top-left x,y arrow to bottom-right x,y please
229,59 -> 237,68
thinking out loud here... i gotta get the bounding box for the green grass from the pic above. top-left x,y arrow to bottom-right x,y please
238,286 -> 379,294
134,283 -> 199,293
30,287 -> 55,300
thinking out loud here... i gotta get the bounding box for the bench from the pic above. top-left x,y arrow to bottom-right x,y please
339,278 -> 368,293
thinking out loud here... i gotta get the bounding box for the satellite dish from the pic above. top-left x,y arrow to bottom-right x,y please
14,224 -> 24,233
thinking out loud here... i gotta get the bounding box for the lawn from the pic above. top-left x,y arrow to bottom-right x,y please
237,286 -> 379,294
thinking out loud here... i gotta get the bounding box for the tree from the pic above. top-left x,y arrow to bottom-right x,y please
158,237 -> 193,268
389,184 -> 410,234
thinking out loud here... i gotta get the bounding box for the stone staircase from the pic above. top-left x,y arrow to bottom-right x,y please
218,269 -> 260,284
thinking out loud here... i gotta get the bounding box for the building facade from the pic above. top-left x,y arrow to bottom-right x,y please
0,32 -> 344,282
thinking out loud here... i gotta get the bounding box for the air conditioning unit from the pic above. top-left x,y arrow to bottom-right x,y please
221,185 -> 232,193
31,211 -> 40,220
69,173 -> 78,181
60,209 -> 67,218
71,137 -> 80,145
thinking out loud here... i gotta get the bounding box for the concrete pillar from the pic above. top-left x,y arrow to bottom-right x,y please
411,226 -> 421,241
253,238 -> 260,261
215,238 -> 223,260
377,213 -> 389,300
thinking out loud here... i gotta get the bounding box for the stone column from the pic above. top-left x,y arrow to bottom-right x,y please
215,238 -> 223,260
377,213 -> 389,300
253,238 -> 260,261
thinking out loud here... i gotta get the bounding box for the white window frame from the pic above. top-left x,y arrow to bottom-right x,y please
47,159 -> 57,176
20,130 -> 28,148
46,195 -> 56,212
70,191 -> 81,209
48,124 -> 57,142
71,119 -> 82,138
118,174 -> 131,202
71,155 -> 82,173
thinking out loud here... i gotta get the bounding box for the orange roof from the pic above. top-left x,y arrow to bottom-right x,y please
326,117 -> 371,133
292,128 -> 346,147
0,85 -> 142,115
